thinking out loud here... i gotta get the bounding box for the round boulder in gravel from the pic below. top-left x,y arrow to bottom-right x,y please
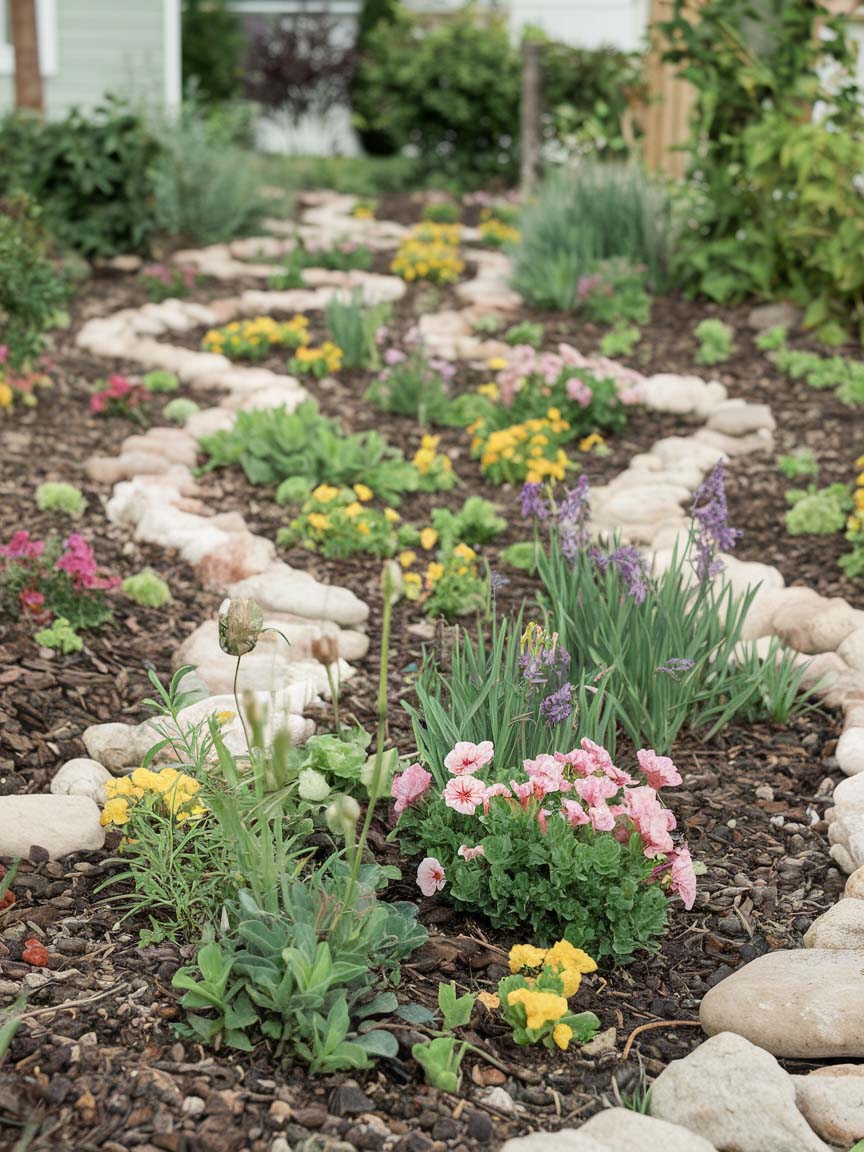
577,1107 -> 717,1150
838,728 -> 864,776
700,950 -> 864,1058
0,794 -> 105,860
650,1032 -> 831,1152
49,758 -> 111,805
83,720 -> 160,772
500,1132 -> 606,1152
804,899 -> 864,949
845,865 -> 864,899
793,1069 -> 864,1146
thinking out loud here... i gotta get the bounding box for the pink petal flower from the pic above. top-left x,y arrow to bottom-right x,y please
587,804 -> 616,832
457,844 -> 486,861
391,762 -> 432,815
637,748 -> 682,790
575,775 -> 618,807
416,856 -> 446,897
626,785 -> 676,856
482,782 -> 512,813
442,775 -> 486,815
444,740 -> 494,776
670,845 -> 697,909
561,798 -> 590,827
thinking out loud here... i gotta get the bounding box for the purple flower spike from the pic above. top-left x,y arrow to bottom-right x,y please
592,545 -> 649,604
540,683 -> 574,724
520,482 -> 549,521
691,461 -> 741,580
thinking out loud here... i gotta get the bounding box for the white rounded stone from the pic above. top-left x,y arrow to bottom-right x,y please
50,758 -> 111,805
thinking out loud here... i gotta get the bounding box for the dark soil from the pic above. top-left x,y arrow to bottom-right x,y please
0,194 -> 855,1151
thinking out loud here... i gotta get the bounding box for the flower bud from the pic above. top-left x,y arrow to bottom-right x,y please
326,792 -> 361,837
311,634 -> 339,667
218,597 -> 264,656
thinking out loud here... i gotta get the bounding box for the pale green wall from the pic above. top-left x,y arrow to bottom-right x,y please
1,0 -> 168,117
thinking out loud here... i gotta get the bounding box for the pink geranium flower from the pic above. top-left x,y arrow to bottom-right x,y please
561,798 -> 590,828
626,786 -> 676,856
444,740 -> 494,776
574,775 -> 618,807
417,856 -> 446,896
0,531 -> 44,561
524,754 -> 570,794
391,762 -> 432,815
637,748 -> 682,790
457,844 -> 486,861
443,775 -> 486,815
20,589 -> 46,613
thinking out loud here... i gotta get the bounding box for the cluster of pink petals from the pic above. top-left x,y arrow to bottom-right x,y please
444,740 -> 494,776
0,531 -> 45,561
55,534 -> 119,591
391,761 -> 432,814
637,748 -> 683,790
90,374 -> 138,414
457,844 -> 486,861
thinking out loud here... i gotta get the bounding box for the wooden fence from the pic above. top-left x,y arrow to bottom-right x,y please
641,0 -> 698,179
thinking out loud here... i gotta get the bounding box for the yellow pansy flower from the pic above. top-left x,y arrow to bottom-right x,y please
353,484 -> 373,502
343,502 -> 364,519
398,550 -> 417,568
420,528 -> 438,550
552,1023 -> 573,1051
384,508 -> 400,523
487,357 -> 508,371
100,797 -> 129,827
505,988 -> 569,1031
307,513 -> 331,533
312,484 -> 340,503
508,944 -> 548,973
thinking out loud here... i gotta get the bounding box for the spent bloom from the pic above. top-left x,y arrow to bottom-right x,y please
690,461 -> 741,580
417,856 -> 446,897
444,740 -> 494,775
391,762 -> 432,814
457,843 -> 486,861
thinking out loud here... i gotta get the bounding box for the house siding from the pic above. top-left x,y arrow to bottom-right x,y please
0,0 -> 168,118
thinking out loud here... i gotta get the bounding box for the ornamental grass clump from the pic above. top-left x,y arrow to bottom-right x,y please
324,289 -> 390,370
394,736 -> 696,961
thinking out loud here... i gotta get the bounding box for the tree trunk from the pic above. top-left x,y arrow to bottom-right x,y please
519,40 -> 542,198
11,0 -> 44,113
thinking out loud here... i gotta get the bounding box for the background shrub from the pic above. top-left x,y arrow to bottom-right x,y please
149,104 -> 267,243
182,0 -> 246,103
0,100 -> 160,257
512,165 -> 674,309
0,195 -> 67,369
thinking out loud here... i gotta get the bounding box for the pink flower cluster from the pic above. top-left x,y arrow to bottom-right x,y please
495,343 -> 644,408
90,374 -> 144,415
0,531 -> 45,561
55,534 -> 119,591
413,738 -> 696,909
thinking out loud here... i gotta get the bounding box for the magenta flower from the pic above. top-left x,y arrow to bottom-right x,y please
443,775 -> 486,815
636,748 -> 682,790
444,740 -> 494,776
56,534 -> 118,591
391,762 -> 432,815
416,856 -> 446,896
20,588 -> 46,613
0,531 -> 45,561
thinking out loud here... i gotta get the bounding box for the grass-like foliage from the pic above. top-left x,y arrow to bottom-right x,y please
513,166 -> 674,309
325,289 -> 390,370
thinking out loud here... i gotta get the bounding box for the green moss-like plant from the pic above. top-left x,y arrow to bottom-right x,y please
785,484 -> 853,536
35,482 -> 86,518
163,397 -> 200,424
695,319 -> 735,366
143,370 -> 180,393
122,569 -> 172,608
35,617 -> 83,654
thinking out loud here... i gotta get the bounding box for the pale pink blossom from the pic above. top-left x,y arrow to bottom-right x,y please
482,782 -> 512,813
561,799 -> 590,828
444,740 -> 494,776
565,376 -> 592,407
669,845 -> 697,909
524,754 -> 570,794
539,352 -> 564,385
457,844 -> 486,861
417,856 -> 446,896
575,775 -> 618,807
391,762 -> 432,815
626,786 -> 676,856
576,739 -> 634,787
443,774 -> 486,815
587,803 -> 616,832
637,748 -> 682,790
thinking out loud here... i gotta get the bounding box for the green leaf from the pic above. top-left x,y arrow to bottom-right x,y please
397,1003 -> 437,1025
438,981 -> 476,1030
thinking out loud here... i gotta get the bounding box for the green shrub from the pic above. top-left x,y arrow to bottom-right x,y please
182,0 -> 246,103
577,259 -> 651,327
785,484 -> 853,536
123,570 -> 172,608
422,201 -> 460,224
504,321 -> 544,349
149,104 -> 267,243
143,370 -> 179,394
350,7 -> 522,185
600,325 -> 640,358
34,617 -> 82,654
35,482 -> 86,518
695,319 -> 735,366
0,195 -> 68,370
756,325 -> 788,352
0,101 -> 160,257
513,166 -> 674,310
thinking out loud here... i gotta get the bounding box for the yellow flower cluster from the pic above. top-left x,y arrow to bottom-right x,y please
471,408 -> 572,484
202,315 -> 309,359
397,538 -> 479,607
281,484 -> 399,559
0,381 -> 12,409
100,766 -> 205,827
479,213 -> 521,248
352,202 -> 375,219
847,454 -> 864,536
578,432 -> 605,453
290,341 -> 344,377
391,223 -> 464,285
509,939 -> 598,998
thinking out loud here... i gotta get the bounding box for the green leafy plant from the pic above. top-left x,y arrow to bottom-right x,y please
777,449 -> 818,482
513,166 -> 673,310
422,200 -> 460,224
412,1035 -> 467,1093
198,401 -> 420,504
600,325 -> 640,358
785,484 -> 853,536
123,569 -> 172,608
34,616 -> 82,654
182,0 -> 246,103
0,194 -> 68,371
577,259 -> 651,327
431,497 -> 507,551
504,320 -> 544,349
755,325 -> 787,352
695,318 -> 735,366
365,347 -> 455,426
325,289 -> 390,370
163,397 -> 200,424
277,484 -> 399,560
35,482 -> 86,519
0,100 -> 161,256
142,370 -> 180,394
471,314 -> 504,335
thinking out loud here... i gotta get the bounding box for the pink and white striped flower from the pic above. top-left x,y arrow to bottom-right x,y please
443,774 -> 486,815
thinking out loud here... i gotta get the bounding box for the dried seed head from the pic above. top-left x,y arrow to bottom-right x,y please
311,634 -> 339,667
218,597 -> 264,656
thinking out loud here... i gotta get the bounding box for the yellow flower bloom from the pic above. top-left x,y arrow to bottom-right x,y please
509,944 -> 548,973
478,382 -> 499,400
579,433 -> 605,452
398,550 -> 417,568
425,561 -> 444,587
506,988 -> 569,1030
130,767 -> 164,792
343,501 -> 364,519
420,528 -> 438,550
106,775 -> 144,799
307,513 -> 331,532
453,542 -> 476,563
384,508 -> 400,523
403,571 -> 422,598
100,797 -> 129,827
358,521 -> 371,535
216,710 -> 236,725
312,484 -> 340,503
545,941 -> 598,975
353,484 -> 373,502
487,357 -> 508,371
552,1023 -> 573,1051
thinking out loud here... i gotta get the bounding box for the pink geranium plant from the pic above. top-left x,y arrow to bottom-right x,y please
394,735 -> 696,961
